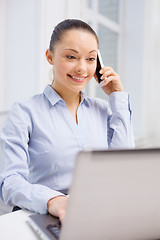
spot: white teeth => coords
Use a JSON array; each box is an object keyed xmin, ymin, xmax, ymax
[{"xmin": 70, "ymin": 75, "xmax": 85, "ymax": 80}]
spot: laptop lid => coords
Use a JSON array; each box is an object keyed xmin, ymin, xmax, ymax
[{"xmin": 60, "ymin": 148, "xmax": 160, "ymax": 240}]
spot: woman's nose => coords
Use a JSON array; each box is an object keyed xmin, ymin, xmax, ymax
[{"xmin": 75, "ymin": 60, "xmax": 86, "ymax": 74}]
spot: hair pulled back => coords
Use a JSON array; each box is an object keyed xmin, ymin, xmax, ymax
[{"xmin": 49, "ymin": 19, "xmax": 99, "ymax": 52}]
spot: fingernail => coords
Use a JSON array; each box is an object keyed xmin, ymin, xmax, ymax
[{"xmin": 99, "ymin": 70, "xmax": 103, "ymax": 74}]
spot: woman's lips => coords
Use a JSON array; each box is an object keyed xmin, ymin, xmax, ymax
[{"xmin": 67, "ymin": 74, "xmax": 87, "ymax": 82}]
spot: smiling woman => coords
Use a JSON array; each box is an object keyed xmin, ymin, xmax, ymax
[{"xmin": 0, "ymin": 19, "xmax": 134, "ymax": 223}]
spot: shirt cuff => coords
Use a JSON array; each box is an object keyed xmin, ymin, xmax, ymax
[{"xmin": 109, "ymin": 91, "xmax": 131, "ymax": 112}]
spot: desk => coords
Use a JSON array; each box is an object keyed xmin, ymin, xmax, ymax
[{"xmin": 0, "ymin": 210, "xmax": 39, "ymax": 240}]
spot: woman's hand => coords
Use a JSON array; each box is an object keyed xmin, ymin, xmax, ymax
[
  {"xmin": 94, "ymin": 66, "xmax": 123, "ymax": 95},
  {"xmin": 47, "ymin": 196, "xmax": 68, "ymax": 223}
]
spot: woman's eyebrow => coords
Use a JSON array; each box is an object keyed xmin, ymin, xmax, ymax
[
  {"xmin": 64, "ymin": 48, "xmax": 97, "ymax": 54},
  {"xmin": 64, "ymin": 48, "xmax": 78, "ymax": 53},
  {"xmin": 89, "ymin": 50, "xmax": 97, "ymax": 53}
]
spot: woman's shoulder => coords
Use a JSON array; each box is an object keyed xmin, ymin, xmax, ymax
[
  {"xmin": 2, "ymin": 92, "xmax": 48, "ymax": 132},
  {"xmin": 11, "ymin": 93, "xmax": 44, "ymax": 112},
  {"xmin": 7, "ymin": 88, "xmax": 51, "ymax": 125},
  {"xmin": 12, "ymin": 85, "xmax": 52, "ymax": 112}
]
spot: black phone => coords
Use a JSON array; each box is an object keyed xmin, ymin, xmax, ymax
[{"xmin": 96, "ymin": 50, "xmax": 104, "ymax": 83}]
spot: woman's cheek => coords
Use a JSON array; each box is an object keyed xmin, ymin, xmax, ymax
[
  {"xmin": 60, "ymin": 61, "xmax": 75, "ymax": 72},
  {"xmin": 90, "ymin": 64, "xmax": 97, "ymax": 76}
]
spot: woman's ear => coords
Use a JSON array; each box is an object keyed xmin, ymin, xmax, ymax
[{"xmin": 46, "ymin": 49, "xmax": 54, "ymax": 65}]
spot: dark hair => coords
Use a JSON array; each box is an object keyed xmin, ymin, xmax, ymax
[{"xmin": 49, "ymin": 19, "xmax": 99, "ymax": 52}]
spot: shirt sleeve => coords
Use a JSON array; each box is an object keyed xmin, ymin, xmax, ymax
[
  {"xmin": 0, "ymin": 103, "xmax": 64, "ymax": 214},
  {"xmin": 107, "ymin": 91, "xmax": 135, "ymax": 149}
]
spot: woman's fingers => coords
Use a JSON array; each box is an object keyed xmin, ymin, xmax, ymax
[
  {"xmin": 100, "ymin": 67, "xmax": 117, "ymax": 79},
  {"xmin": 98, "ymin": 67, "xmax": 123, "ymax": 94},
  {"xmin": 99, "ymin": 76, "xmax": 120, "ymax": 87}
]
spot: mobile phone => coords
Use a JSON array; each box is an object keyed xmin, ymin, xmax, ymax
[{"xmin": 96, "ymin": 50, "xmax": 104, "ymax": 83}]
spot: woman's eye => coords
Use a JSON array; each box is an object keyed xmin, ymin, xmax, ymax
[
  {"xmin": 66, "ymin": 55, "xmax": 76, "ymax": 59},
  {"xmin": 87, "ymin": 57, "xmax": 96, "ymax": 61}
]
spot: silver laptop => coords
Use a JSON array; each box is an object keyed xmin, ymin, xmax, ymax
[{"xmin": 28, "ymin": 148, "xmax": 160, "ymax": 240}]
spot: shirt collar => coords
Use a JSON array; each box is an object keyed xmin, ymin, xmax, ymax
[
  {"xmin": 80, "ymin": 91, "xmax": 89, "ymax": 105},
  {"xmin": 43, "ymin": 84, "xmax": 89, "ymax": 106},
  {"xmin": 43, "ymin": 85, "xmax": 64, "ymax": 106}
]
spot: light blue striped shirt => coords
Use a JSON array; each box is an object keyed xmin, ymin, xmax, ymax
[{"xmin": 0, "ymin": 85, "xmax": 134, "ymax": 213}]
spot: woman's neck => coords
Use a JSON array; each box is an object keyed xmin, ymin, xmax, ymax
[
  {"xmin": 51, "ymin": 82, "xmax": 81, "ymax": 106},
  {"xmin": 51, "ymin": 82, "xmax": 81, "ymax": 124}
]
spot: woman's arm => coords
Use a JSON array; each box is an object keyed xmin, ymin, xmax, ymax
[
  {"xmin": 0, "ymin": 103, "xmax": 64, "ymax": 214},
  {"xmin": 94, "ymin": 66, "xmax": 135, "ymax": 149},
  {"xmin": 107, "ymin": 91, "xmax": 135, "ymax": 149}
]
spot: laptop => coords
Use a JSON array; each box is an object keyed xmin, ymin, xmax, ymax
[{"xmin": 28, "ymin": 148, "xmax": 160, "ymax": 240}]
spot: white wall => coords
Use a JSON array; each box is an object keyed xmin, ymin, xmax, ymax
[{"xmin": 0, "ymin": 0, "xmax": 40, "ymax": 110}]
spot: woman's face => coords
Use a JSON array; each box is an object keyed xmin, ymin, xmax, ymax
[{"xmin": 50, "ymin": 29, "xmax": 98, "ymax": 94}]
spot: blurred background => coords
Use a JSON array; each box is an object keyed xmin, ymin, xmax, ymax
[{"xmin": 0, "ymin": 0, "xmax": 160, "ymax": 148}]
